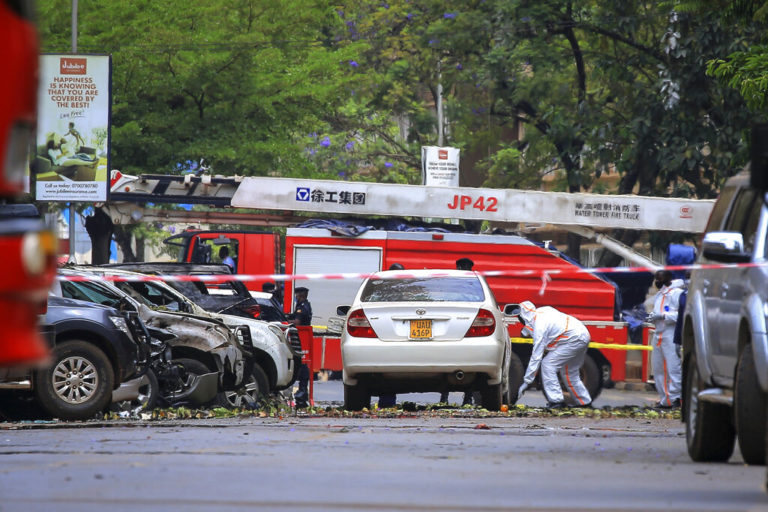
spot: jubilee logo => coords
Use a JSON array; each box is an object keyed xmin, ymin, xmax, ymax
[{"xmin": 60, "ymin": 58, "xmax": 87, "ymax": 75}]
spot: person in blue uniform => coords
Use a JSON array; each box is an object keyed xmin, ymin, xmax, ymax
[{"xmin": 289, "ymin": 287, "xmax": 312, "ymax": 407}]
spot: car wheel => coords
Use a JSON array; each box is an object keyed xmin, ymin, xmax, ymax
[
  {"xmin": 480, "ymin": 381, "xmax": 503, "ymax": 411},
  {"xmin": 163, "ymin": 357, "xmax": 217, "ymax": 407},
  {"xmin": 735, "ymin": 346, "xmax": 767, "ymax": 465},
  {"xmin": 221, "ymin": 362, "xmax": 269, "ymax": 409},
  {"xmin": 343, "ymin": 383, "xmax": 370, "ymax": 411},
  {"xmin": 573, "ymin": 354, "xmax": 602, "ymax": 402},
  {"xmin": 113, "ymin": 368, "xmax": 159, "ymax": 413},
  {"xmin": 507, "ymin": 351, "xmax": 525, "ymax": 404},
  {"xmin": 685, "ymin": 352, "xmax": 735, "ymax": 462},
  {"xmin": 552, "ymin": 353, "xmax": 601, "ymax": 405},
  {"xmin": 135, "ymin": 369, "xmax": 159, "ymax": 411},
  {"xmin": 33, "ymin": 340, "xmax": 114, "ymax": 421}
]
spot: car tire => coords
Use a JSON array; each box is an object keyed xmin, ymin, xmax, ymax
[
  {"xmin": 481, "ymin": 381, "xmax": 503, "ymax": 411},
  {"xmin": 34, "ymin": 340, "xmax": 115, "ymax": 421},
  {"xmin": 578, "ymin": 354, "xmax": 602, "ymax": 402},
  {"xmin": 551, "ymin": 353, "xmax": 601, "ymax": 405},
  {"xmin": 221, "ymin": 362, "xmax": 269, "ymax": 409},
  {"xmin": 735, "ymin": 346, "xmax": 767, "ymax": 465},
  {"xmin": 113, "ymin": 368, "xmax": 159, "ymax": 413},
  {"xmin": 343, "ymin": 383, "xmax": 370, "ymax": 411},
  {"xmin": 165, "ymin": 357, "xmax": 217, "ymax": 407},
  {"xmin": 685, "ymin": 352, "xmax": 736, "ymax": 462},
  {"xmin": 507, "ymin": 351, "xmax": 525, "ymax": 404}
]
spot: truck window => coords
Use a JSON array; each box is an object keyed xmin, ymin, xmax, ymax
[
  {"xmin": 705, "ymin": 185, "xmax": 738, "ymax": 232},
  {"xmin": 724, "ymin": 189, "xmax": 759, "ymax": 254}
]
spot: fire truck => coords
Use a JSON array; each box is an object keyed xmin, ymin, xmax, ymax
[
  {"xmin": 106, "ymin": 172, "xmax": 714, "ymax": 396},
  {"xmin": 0, "ymin": 0, "xmax": 57, "ymax": 367}
]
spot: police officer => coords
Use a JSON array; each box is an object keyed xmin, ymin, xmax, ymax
[{"xmin": 289, "ymin": 287, "xmax": 312, "ymax": 407}]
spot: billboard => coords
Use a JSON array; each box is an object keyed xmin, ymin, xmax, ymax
[{"xmin": 34, "ymin": 54, "xmax": 111, "ymax": 202}]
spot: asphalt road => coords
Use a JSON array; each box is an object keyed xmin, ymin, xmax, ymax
[{"xmin": 1, "ymin": 382, "xmax": 766, "ymax": 512}]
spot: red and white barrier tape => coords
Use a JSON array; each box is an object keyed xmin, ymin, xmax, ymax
[{"xmin": 58, "ymin": 261, "xmax": 766, "ymax": 288}]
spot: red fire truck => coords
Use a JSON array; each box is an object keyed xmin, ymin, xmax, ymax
[{"xmin": 0, "ymin": 0, "xmax": 57, "ymax": 367}]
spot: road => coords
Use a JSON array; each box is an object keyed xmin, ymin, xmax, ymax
[{"xmin": 1, "ymin": 381, "xmax": 766, "ymax": 512}]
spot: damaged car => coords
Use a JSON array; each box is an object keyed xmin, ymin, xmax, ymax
[
  {"xmin": 52, "ymin": 269, "xmax": 247, "ymax": 407},
  {"xmin": 73, "ymin": 265, "xmax": 299, "ymax": 407}
]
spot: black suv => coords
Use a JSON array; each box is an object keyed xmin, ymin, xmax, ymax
[{"xmin": 0, "ymin": 296, "xmax": 146, "ymax": 420}]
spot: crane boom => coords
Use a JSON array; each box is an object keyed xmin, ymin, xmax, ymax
[{"xmin": 108, "ymin": 172, "xmax": 714, "ymax": 233}]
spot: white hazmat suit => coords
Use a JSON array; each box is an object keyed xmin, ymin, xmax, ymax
[
  {"xmin": 650, "ymin": 278, "xmax": 684, "ymax": 407},
  {"xmin": 516, "ymin": 301, "xmax": 592, "ymax": 406}
]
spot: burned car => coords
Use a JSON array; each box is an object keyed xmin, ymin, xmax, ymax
[
  {"xmin": 98, "ymin": 263, "xmax": 303, "ymax": 373},
  {"xmin": 52, "ymin": 269, "xmax": 247, "ymax": 405},
  {"xmin": 73, "ymin": 265, "xmax": 299, "ymax": 406}
]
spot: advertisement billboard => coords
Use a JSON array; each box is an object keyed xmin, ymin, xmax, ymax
[
  {"xmin": 421, "ymin": 146, "xmax": 460, "ymax": 187},
  {"xmin": 34, "ymin": 54, "xmax": 111, "ymax": 202}
]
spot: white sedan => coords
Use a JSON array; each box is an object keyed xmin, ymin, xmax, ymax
[{"xmin": 338, "ymin": 269, "xmax": 513, "ymax": 411}]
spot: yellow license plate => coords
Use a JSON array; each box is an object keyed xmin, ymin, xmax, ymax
[{"xmin": 410, "ymin": 319, "xmax": 432, "ymax": 339}]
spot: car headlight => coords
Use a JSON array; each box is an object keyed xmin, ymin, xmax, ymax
[{"xmin": 109, "ymin": 315, "xmax": 131, "ymax": 335}]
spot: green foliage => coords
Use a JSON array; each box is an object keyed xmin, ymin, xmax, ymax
[
  {"xmin": 708, "ymin": 46, "xmax": 768, "ymax": 111},
  {"xmin": 36, "ymin": 0, "xmax": 762, "ymax": 209}
]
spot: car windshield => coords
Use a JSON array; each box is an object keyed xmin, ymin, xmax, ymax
[
  {"xmin": 59, "ymin": 278, "xmax": 124, "ymax": 308},
  {"xmin": 359, "ymin": 276, "xmax": 485, "ymax": 303}
]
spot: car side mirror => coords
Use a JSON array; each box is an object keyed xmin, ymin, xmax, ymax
[
  {"xmin": 336, "ymin": 305, "xmax": 350, "ymax": 316},
  {"xmin": 701, "ymin": 231, "xmax": 751, "ymax": 263},
  {"xmin": 503, "ymin": 304, "xmax": 521, "ymax": 316}
]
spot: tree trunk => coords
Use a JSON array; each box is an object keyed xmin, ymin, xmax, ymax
[
  {"xmin": 84, "ymin": 207, "xmax": 113, "ymax": 264},
  {"xmin": 113, "ymin": 225, "xmax": 137, "ymax": 262}
]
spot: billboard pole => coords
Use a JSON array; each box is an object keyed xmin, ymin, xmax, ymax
[{"xmin": 67, "ymin": 0, "xmax": 78, "ymax": 263}]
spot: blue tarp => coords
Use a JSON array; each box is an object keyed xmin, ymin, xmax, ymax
[{"xmin": 666, "ymin": 244, "xmax": 696, "ymax": 279}]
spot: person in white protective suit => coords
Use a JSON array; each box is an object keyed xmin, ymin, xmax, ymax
[
  {"xmin": 648, "ymin": 270, "xmax": 684, "ymax": 408},
  {"xmin": 513, "ymin": 301, "xmax": 592, "ymax": 408}
]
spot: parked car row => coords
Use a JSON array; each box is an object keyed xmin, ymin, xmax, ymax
[{"xmin": 0, "ymin": 263, "xmax": 303, "ymax": 421}]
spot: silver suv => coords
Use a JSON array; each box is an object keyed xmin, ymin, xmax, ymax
[{"xmin": 682, "ymin": 170, "xmax": 767, "ymax": 465}]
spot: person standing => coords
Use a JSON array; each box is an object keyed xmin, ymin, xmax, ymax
[
  {"xmin": 514, "ymin": 300, "xmax": 592, "ymax": 408},
  {"xmin": 648, "ymin": 270, "xmax": 685, "ymax": 408},
  {"xmin": 289, "ymin": 287, "xmax": 312, "ymax": 407}
]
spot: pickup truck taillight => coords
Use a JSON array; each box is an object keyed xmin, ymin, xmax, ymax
[
  {"xmin": 465, "ymin": 309, "xmax": 496, "ymax": 337},
  {"xmin": 346, "ymin": 309, "xmax": 377, "ymax": 338}
]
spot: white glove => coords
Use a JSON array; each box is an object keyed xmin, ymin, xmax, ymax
[
  {"xmin": 517, "ymin": 383, "xmax": 528, "ymax": 399},
  {"xmin": 647, "ymin": 312, "xmax": 664, "ymax": 323}
]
